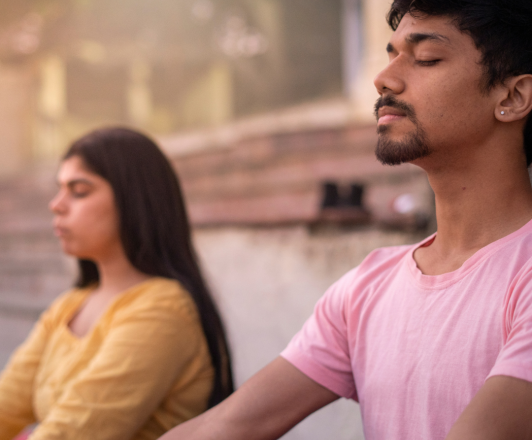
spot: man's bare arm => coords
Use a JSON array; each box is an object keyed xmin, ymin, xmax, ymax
[
  {"xmin": 446, "ymin": 376, "xmax": 532, "ymax": 440},
  {"xmin": 159, "ymin": 356, "xmax": 339, "ymax": 440}
]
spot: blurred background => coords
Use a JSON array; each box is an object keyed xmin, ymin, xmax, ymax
[{"xmin": 0, "ymin": 0, "xmax": 435, "ymax": 438}]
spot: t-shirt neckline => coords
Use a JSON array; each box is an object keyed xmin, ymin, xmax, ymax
[{"xmin": 407, "ymin": 218, "xmax": 532, "ymax": 290}]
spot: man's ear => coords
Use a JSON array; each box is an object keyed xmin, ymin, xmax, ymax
[{"xmin": 496, "ymin": 74, "xmax": 532, "ymax": 122}]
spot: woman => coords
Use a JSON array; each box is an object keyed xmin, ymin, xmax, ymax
[{"xmin": 0, "ymin": 127, "xmax": 233, "ymax": 439}]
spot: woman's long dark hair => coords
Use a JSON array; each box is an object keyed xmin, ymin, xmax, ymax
[{"xmin": 63, "ymin": 127, "xmax": 233, "ymax": 407}]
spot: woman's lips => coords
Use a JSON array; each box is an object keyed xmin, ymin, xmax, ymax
[{"xmin": 53, "ymin": 226, "xmax": 68, "ymax": 237}]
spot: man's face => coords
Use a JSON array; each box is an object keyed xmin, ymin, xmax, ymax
[{"xmin": 374, "ymin": 13, "xmax": 496, "ymax": 167}]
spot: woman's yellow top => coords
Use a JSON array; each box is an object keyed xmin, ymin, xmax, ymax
[{"xmin": 0, "ymin": 277, "xmax": 214, "ymax": 440}]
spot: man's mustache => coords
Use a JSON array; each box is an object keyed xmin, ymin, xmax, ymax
[{"xmin": 374, "ymin": 95, "xmax": 417, "ymax": 121}]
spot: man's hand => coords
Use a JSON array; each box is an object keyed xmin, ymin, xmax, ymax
[
  {"xmin": 159, "ymin": 356, "xmax": 339, "ymax": 440},
  {"xmin": 446, "ymin": 376, "xmax": 532, "ymax": 440}
]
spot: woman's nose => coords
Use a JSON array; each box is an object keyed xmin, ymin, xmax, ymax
[{"xmin": 49, "ymin": 191, "xmax": 67, "ymax": 214}]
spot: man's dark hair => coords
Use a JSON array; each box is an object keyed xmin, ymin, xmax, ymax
[
  {"xmin": 64, "ymin": 127, "xmax": 234, "ymax": 407},
  {"xmin": 387, "ymin": 0, "xmax": 532, "ymax": 166}
]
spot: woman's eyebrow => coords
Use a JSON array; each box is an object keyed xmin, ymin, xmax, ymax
[
  {"xmin": 67, "ymin": 178, "xmax": 93, "ymax": 186},
  {"xmin": 64, "ymin": 178, "xmax": 94, "ymax": 188}
]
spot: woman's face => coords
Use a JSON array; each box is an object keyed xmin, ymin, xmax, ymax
[{"xmin": 49, "ymin": 156, "xmax": 122, "ymax": 261}]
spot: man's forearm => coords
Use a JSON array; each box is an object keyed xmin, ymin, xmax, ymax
[
  {"xmin": 159, "ymin": 409, "xmax": 231, "ymax": 440},
  {"xmin": 159, "ymin": 357, "xmax": 339, "ymax": 440},
  {"xmin": 445, "ymin": 376, "xmax": 532, "ymax": 440}
]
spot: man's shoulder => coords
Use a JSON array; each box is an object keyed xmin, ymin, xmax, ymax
[
  {"xmin": 363, "ymin": 241, "xmax": 419, "ymax": 263},
  {"xmin": 356, "ymin": 239, "xmax": 423, "ymax": 275},
  {"xmin": 330, "ymin": 239, "xmax": 423, "ymax": 297}
]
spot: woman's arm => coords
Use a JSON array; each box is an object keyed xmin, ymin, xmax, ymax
[
  {"xmin": 30, "ymin": 292, "xmax": 212, "ymax": 440},
  {"xmin": 0, "ymin": 311, "xmax": 52, "ymax": 439},
  {"xmin": 159, "ymin": 357, "xmax": 339, "ymax": 440}
]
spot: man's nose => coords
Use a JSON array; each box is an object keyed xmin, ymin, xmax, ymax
[{"xmin": 374, "ymin": 57, "xmax": 406, "ymax": 96}]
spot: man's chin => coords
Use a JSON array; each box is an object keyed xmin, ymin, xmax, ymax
[{"xmin": 375, "ymin": 133, "xmax": 431, "ymax": 166}]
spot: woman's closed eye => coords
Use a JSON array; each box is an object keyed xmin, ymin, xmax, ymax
[{"xmin": 69, "ymin": 181, "xmax": 93, "ymax": 198}]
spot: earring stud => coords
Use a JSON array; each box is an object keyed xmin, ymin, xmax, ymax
[{"xmin": 501, "ymin": 111, "xmax": 505, "ymax": 115}]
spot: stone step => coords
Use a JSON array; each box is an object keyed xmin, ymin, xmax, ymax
[
  {"xmin": 0, "ymin": 295, "xmax": 52, "ymax": 320},
  {"xmin": 0, "ymin": 167, "xmax": 73, "ymax": 315},
  {"xmin": 0, "ymin": 238, "xmax": 60, "ymax": 254},
  {"xmin": 0, "ymin": 251, "xmax": 72, "ymax": 268},
  {"xmin": 0, "ymin": 272, "xmax": 73, "ymax": 299}
]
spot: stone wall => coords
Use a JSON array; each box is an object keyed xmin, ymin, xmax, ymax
[{"xmin": 166, "ymin": 121, "xmax": 434, "ymax": 229}]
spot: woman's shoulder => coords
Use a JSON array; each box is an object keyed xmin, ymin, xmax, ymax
[
  {"xmin": 39, "ymin": 286, "xmax": 91, "ymax": 327},
  {"xmin": 109, "ymin": 277, "xmax": 199, "ymax": 321},
  {"xmin": 127, "ymin": 277, "xmax": 193, "ymax": 303}
]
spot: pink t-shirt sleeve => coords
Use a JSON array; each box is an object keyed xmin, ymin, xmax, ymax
[
  {"xmin": 281, "ymin": 269, "xmax": 358, "ymax": 400},
  {"xmin": 488, "ymin": 268, "xmax": 532, "ymax": 383}
]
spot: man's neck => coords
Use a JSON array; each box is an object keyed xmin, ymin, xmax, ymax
[{"xmin": 414, "ymin": 148, "xmax": 532, "ymax": 275}]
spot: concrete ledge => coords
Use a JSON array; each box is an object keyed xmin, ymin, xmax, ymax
[{"xmin": 159, "ymin": 99, "xmax": 354, "ymax": 157}]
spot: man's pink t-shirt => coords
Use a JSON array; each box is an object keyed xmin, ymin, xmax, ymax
[{"xmin": 281, "ymin": 220, "xmax": 532, "ymax": 440}]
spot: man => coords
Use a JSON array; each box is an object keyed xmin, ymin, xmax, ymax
[{"xmin": 160, "ymin": 1, "xmax": 532, "ymax": 439}]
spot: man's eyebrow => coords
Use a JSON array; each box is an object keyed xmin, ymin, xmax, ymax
[
  {"xmin": 386, "ymin": 32, "xmax": 451, "ymax": 53},
  {"xmin": 406, "ymin": 32, "xmax": 451, "ymax": 45}
]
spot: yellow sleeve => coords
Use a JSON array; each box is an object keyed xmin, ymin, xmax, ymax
[
  {"xmin": 0, "ymin": 303, "xmax": 56, "ymax": 440},
  {"xmin": 30, "ymin": 290, "xmax": 210, "ymax": 440}
]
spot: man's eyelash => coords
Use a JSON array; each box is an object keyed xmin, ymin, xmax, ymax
[{"xmin": 416, "ymin": 60, "xmax": 441, "ymax": 67}]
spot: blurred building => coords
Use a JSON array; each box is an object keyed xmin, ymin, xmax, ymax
[
  {"xmin": 0, "ymin": 0, "xmax": 348, "ymax": 169},
  {"xmin": 0, "ymin": 1, "xmax": 435, "ymax": 439}
]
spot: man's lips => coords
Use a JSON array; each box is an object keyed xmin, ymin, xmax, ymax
[{"xmin": 377, "ymin": 106, "xmax": 407, "ymax": 125}]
